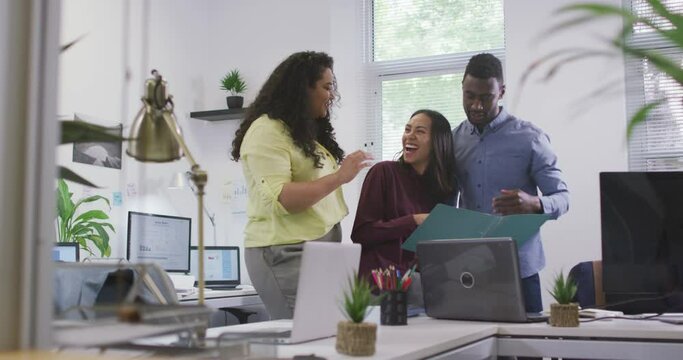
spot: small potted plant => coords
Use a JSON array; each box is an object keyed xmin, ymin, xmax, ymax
[
  {"xmin": 548, "ymin": 270, "xmax": 579, "ymax": 327},
  {"xmin": 336, "ymin": 273, "xmax": 377, "ymax": 356},
  {"xmin": 220, "ymin": 69, "xmax": 247, "ymax": 109}
]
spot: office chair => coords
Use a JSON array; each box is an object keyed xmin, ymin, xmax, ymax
[{"xmin": 568, "ymin": 260, "xmax": 605, "ymax": 308}]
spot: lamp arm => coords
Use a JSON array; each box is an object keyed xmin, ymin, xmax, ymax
[{"xmin": 159, "ymin": 111, "xmax": 208, "ymax": 307}]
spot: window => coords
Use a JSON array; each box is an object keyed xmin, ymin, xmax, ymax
[
  {"xmin": 363, "ymin": 0, "xmax": 505, "ymax": 160},
  {"xmin": 626, "ymin": 0, "xmax": 683, "ymax": 170}
]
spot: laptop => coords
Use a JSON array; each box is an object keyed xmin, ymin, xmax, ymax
[
  {"xmin": 189, "ymin": 246, "xmax": 240, "ymax": 290},
  {"xmin": 53, "ymin": 243, "xmax": 79, "ymax": 262},
  {"xmin": 223, "ymin": 241, "xmax": 361, "ymax": 344},
  {"xmin": 417, "ymin": 237, "xmax": 547, "ymax": 323}
]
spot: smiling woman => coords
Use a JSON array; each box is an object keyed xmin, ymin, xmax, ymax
[{"xmin": 351, "ymin": 109, "xmax": 456, "ymax": 306}]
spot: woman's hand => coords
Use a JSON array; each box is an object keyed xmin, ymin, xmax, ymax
[
  {"xmin": 335, "ymin": 150, "xmax": 373, "ymax": 184},
  {"xmin": 413, "ymin": 213, "xmax": 429, "ymax": 225}
]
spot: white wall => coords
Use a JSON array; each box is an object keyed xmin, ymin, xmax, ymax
[
  {"xmin": 57, "ymin": 0, "xmax": 631, "ymax": 308},
  {"xmin": 505, "ymin": 0, "xmax": 628, "ymax": 306}
]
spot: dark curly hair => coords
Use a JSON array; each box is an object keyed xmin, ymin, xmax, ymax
[
  {"xmin": 231, "ymin": 51, "xmax": 344, "ymax": 167},
  {"xmin": 463, "ymin": 53, "xmax": 504, "ymax": 83}
]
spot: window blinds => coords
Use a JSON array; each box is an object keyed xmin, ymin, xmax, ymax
[{"xmin": 626, "ymin": 0, "xmax": 683, "ymax": 170}]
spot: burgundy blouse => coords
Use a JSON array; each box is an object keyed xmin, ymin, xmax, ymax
[{"xmin": 351, "ymin": 161, "xmax": 450, "ymax": 283}]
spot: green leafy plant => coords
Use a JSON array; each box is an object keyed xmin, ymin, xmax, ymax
[
  {"xmin": 220, "ymin": 69, "xmax": 247, "ymax": 96},
  {"xmin": 56, "ymin": 178, "xmax": 113, "ymax": 257},
  {"xmin": 341, "ymin": 273, "xmax": 376, "ymax": 323},
  {"xmin": 548, "ymin": 271, "xmax": 578, "ymax": 305},
  {"xmin": 522, "ymin": 0, "xmax": 682, "ymax": 138}
]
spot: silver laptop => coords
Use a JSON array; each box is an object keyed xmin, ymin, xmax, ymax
[
  {"xmin": 417, "ymin": 237, "xmax": 547, "ymax": 323},
  {"xmin": 229, "ymin": 241, "xmax": 361, "ymax": 344},
  {"xmin": 189, "ymin": 246, "xmax": 241, "ymax": 290}
]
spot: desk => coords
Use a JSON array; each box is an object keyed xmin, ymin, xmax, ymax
[
  {"xmin": 202, "ymin": 316, "xmax": 683, "ymax": 359},
  {"xmin": 178, "ymin": 288, "xmax": 261, "ymax": 309}
]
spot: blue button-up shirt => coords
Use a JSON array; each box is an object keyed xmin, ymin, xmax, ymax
[{"xmin": 452, "ymin": 107, "xmax": 569, "ymax": 277}]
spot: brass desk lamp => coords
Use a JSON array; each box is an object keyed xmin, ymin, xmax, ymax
[{"xmin": 127, "ymin": 70, "xmax": 208, "ymax": 306}]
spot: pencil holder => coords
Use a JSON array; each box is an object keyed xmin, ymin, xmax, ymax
[{"xmin": 380, "ymin": 290, "xmax": 407, "ymax": 325}]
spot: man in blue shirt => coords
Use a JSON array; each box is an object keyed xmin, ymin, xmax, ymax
[{"xmin": 452, "ymin": 53, "xmax": 570, "ymax": 313}]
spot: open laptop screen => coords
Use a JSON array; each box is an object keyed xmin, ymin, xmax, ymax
[
  {"xmin": 189, "ymin": 246, "xmax": 240, "ymax": 288},
  {"xmin": 53, "ymin": 243, "xmax": 79, "ymax": 262}
]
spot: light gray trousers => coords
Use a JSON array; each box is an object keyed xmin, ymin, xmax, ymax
[{"xmin": 245, "ymin": 223, "xmax": 341, "ymax": 320}]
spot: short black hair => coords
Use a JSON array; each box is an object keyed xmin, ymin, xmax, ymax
[{"xmin": 464, "ymin": 53, "xmax": 503, "ymax": 83}]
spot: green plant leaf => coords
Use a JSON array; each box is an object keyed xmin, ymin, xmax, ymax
[
  {"xmin": 627, "ymin": 100, "xmax": 664, "ymax": 138},
  {"xmin": 60, "ymin": 120, "xmax": 128, "ymax": 144},
  {"xmin": 73, "ymin": 194, "xmax": 111, "ymax": 212},
  {"xmin": 647, "ymin": 0, "xmax": 683, "ymax": 30},
  {"xmin": 72, "ymin": 210, "xmax": 109, "ymax": 228},
  {"xmin": 220, "ymin": 69, "xmax": 247, "ymax": 95},
  {"xmin": 58, "ymin": 166, "xmax": 99, "ymax": 188},
  {"xmin": 340, "ymin": 272, "xmax": 376, "ymax": 323},
  {"xmin": 548, "ymin": 270, "xmax": 578, "ymax": 304}
]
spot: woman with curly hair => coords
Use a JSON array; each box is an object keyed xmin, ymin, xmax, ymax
[{"xmin": 231, "ymin": 51, "xmax": 371, "ymax": 319}]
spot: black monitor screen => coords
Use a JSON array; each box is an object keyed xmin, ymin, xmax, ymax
[
  {"xmin": 600, "ymin": 172, "xmax": 683, "ymax": 312},
  {"xmin": 127, "ymin": 211, "xmax": 191, "ymax": 272}
]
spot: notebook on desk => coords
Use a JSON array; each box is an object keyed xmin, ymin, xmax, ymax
[
  {"xmin": 189, "ymin": 246, "xmax": 240, "ymax": 290},
  {"xmin": 222, "ymin": 241, "xmax": 361, "ymax": 344},
  {"xmin": 418, "ymin": 237, "xmax": 547, "ymax": 323}
]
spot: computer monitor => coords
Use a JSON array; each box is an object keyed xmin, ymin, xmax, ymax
[
  {"xmin": 53, "ymin": 243, "xmax": 79, "ymax": 262},
  {"xmin": 600, "ymin": 172, "xmax": 683, "ymax": 314},
  {"xmin": 126, "ymin": 211, "xmax": 191, "ymax": 273},
  {"xmin": 189, "ymin": 246, "xmax": 240, "ymax": 289}
]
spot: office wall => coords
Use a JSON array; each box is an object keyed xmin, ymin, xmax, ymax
[
  {"xmin": 57, "ymin": 0, "xmax": 335, "ymax": 285},
  {"xmin": 505, "ymin": 0, "xmax": 628, "ymax": 305},
  {"xmin": 57, "ymin": 0, "xmax": 630, "ymax": 308}
]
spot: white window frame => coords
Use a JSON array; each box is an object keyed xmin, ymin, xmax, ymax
[{"xmin": 362, "ymin": 0, "xmax": 505, "ymax": 160}]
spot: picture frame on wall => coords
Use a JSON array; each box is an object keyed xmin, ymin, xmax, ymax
[{"xmin": 71, "ymin": 113, "xmax": 123, "ymax": 170}]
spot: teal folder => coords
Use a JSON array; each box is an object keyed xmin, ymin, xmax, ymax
[{"xmin": 401, "ymin": 204, "xmax": 552, "ymax": 252}]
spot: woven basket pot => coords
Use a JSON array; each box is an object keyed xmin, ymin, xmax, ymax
[
  {"xmin": 550, "ymin": 303, "xmax": 580, "ymax": 327},
  {"xmin": 336, "ymin": 321, "xmax": 377, "ymax": 356}
]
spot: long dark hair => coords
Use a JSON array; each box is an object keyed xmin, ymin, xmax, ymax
[
  {"xmin": 231, "ymin": 51, "xmax": 344, "ymax": 167},
  {"xmin": 399, "ymin": 109, "xmax": 456, "ymax": 200}
]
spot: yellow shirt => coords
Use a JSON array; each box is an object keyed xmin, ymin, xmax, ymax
[{"xmin": 240, "ymin": 115, "xmax": 348, "ymax": 247}]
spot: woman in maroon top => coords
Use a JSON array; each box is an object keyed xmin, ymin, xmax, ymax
[{"xmin": 351, "ymin": 109, "xmax": 456, "ymax": 298}]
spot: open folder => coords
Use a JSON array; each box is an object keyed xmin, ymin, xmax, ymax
[{"xmin": 401, "ymin": 204, "xmax": 552, "ymax": 252}]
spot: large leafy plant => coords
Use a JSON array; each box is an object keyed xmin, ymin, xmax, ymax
[
  {"xmin": 522, "ymin": 0, "xmax": 683, "ymax": 137},
  {"xmin": 56, "ymin": 178, "xmax": 113, "ymax": 257}
]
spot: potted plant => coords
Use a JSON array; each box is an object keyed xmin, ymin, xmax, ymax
[
  {"xmin": 336, "ymin": 273, "xmax": 377, "ymax": 356},
  {"xmin": 548, "ymin": 270, "xmax": 579, "ymax": 327},
  {"xmin": 56, "ymin": 179, "xmax": 114, "ymax": 257},
  {"xmin": 220, "ymin": 69, "xmax": 247, "ymax": 109}
]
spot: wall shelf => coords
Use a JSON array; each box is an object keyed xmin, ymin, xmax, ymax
[{"xmin": 190, "ymin": 108, "xmax": 244, "ymax": 121}]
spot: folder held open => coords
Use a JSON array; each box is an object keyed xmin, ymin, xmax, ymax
[{"xmin": 401, "ymin": 204, "xmax": 552, "ymax": 252}]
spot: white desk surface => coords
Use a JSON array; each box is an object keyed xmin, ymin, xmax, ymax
[
  {"xmin": 201, "ymin": 316, "xmax": 683, "ymax": 359},
  {"xmin": 498, "ymin": 317, "xmax": 683, "ymax": 339},
  {"xmin": 206, "ymin": 317, "xmax": 498, "ymax": 360},
  {"xmin": 178, "ymin": 287, "xmax": 261, "ymax": 308}
]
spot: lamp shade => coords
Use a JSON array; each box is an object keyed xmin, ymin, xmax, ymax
[
  {"xmin": 126, "ymin": 74, "xmax": 184, "ymax": 162},
  {"xmin": 168, "ymin": 171, "xmax": 189, "ymax": 189}
]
